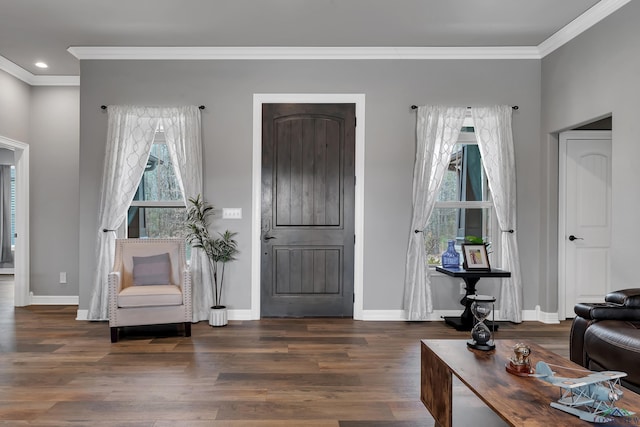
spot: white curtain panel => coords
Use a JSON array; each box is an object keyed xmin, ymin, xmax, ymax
[
  {"xmin": 404, "ymin": 106, "xmax": 466, "ymax": 320},
  {"xmin": 87, "ymin": 105, "xmax": 204, "ymax": 321},
  {"xmin": 87, "ymin": 106, "xmax": 159, "ymax": 320},
  {"xmin": 161, "ymin": 106, "xmax": 210, "ymax": 322},
  {"xmin": 471, "ymin": 106, "xmax": 523, "ymax": 323}
]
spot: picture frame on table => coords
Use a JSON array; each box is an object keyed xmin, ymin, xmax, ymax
[{"xmin": 462, "ymin": 244, "xmax": 491, "ymax": 270}]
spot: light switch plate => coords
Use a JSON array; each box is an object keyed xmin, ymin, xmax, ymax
[{"xmin": 222, "ymin": 208, "xmax": 242, "ymax": 219}]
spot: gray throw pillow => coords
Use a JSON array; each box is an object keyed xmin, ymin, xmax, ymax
[{"xmin": 132, "ymin": 253, "xmax": 171, "ymax": 285}]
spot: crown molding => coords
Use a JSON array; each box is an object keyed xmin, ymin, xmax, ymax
[
  {"xmin": 0, "ymin": 55, "xmax": 34, "ymax": 83},
  {"xmin": 68, "ymin": 45, "xmax": 542, "ymax": 60},
  {"xmin": 29, "ymin": 75, "xmax": 80, "ymax": 86},
  {"xmin": 538, "ymin": 0, "xmax": 632, "ymax": 57},
  {"xmin": 0, "ymin": 55, "xmax": 79, "ymax": 86}
]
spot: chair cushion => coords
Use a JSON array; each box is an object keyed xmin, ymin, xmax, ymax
[
  {"xmin": 118, "ymin": 284, "xmax": 183, "ymax": 308},
  {"xmin": 132, "ymin": 253, "xmax": 171, "ymax": 285}
]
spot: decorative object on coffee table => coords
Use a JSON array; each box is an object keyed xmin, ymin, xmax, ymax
[
  {"xmin": 467, "ymin": 294, "xmax": 496, "ymax": 351},
  {"xmin": 506, "ymin": 342, "xmax": 534, "ymax": 376},
  {"xmin": 535, "ymin": 360, "xmax": 633, "ymax": 423}
]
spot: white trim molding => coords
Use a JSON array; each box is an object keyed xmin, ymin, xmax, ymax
[
  {"xmin": 76, "ymin": 308, "xmax": 560, "ymax": 324},
  {"xmin": 0, "ymin": 56, "xmax": 79, "ymax": 86},
  {"xmin": 30, "ymin": 294, "xmax": 79, "ymax": 305},
  {"xmin": 68, "ymin": 46, "xmax": 541, "ymax": 60},
  {"xmin": 538, "ymin": 0, "xmax": 633, "ymax": 57},
  {"xmin": 77, "ymin": 308, "xmax": 255, "ymax": 322},
  {"xmin": 252, "ymin": 93, "xmax": 366, "ymax": 321},
  {"xmin": 363, "ymin": 308, "xmax": 560, "ymax": 324}
]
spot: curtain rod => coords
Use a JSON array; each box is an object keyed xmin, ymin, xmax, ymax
[
  {"xmin": 100, "ymin": 105, "xmax": 206, "ymax": 110},
  {"xmin": 410, "ymin": 105, "xmax": 518, "ymax": 110}
]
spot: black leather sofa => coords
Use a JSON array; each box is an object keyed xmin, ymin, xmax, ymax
[{"xmin": 570, "ymin": 289, "xmax": 640, "ymax": 393}]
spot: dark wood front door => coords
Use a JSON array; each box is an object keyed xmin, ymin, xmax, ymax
[{"xmin": 261, "ymin": 103, "xmax": 355, "ymax": 317}]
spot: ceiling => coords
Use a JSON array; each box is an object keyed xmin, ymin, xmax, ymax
[{"xmin": 0, "ymin": 0, "xmax": 627, "ymax": 80}]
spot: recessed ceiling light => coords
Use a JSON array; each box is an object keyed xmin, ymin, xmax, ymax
[{"xmin": 34, "ymin": 62, "xmax": 48, "ymax": 69}]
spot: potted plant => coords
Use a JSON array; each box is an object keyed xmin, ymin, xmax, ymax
[{"xmin": 185, "ymin": 195, "xmax": 239, "ymax": 326}]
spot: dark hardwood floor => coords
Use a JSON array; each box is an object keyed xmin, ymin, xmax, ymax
[{"xmin": 0, "ymin": 280, "xmax": 572, "ymax": 426}]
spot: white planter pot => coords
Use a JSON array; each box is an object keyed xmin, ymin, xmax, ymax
[{"xmin": 209, "ymin": 306, "xmax": 228, "ymax": 327}]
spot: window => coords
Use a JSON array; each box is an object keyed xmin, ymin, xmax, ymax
[
  {"xmin": 425, "ymin": 130, "xmax": 498, "ymax": 266},
  {"xmin": 125, "ymin": 131, "xmax": 186, "ymax": 238}
]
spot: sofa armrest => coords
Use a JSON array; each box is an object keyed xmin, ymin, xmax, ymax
[
  {"xmin": 574, "ymin": 301, "xmax": 640, "ymax": 322},
  {"xmin": 570, "ymin": 316, "xmax": 591, "ymax": 366},
  {"xmin": 605, "ymin": 288, "xmax": 640, "ymax": 307}
]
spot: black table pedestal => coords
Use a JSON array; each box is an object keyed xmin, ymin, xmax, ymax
[{"xmin": 436, "ymin": 266, "xmax": 511, "ymax": 331}]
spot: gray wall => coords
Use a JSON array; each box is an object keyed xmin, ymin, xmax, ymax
[
  {"xmin": 29, "ymin": 87, "xmax": 80, "ymax": 296},
  {"xmin": 78, "ymin": 59, "xmax": 542, "ymax": 312},
  {"xmin": 0, "ymin": 70, "xmax": 80, "ymax": 298},
  {"xmin": 4, "ymin": 2, "xmax": 637, "ymax": 316},
  {"xmin": 0, "ymin": 70, "xmax": 30, "ymax": 142},
  {"xmin": 541, "ymin": 1, "xmax": 640, "ymax": 310}
]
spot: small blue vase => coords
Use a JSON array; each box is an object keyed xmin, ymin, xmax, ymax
[{"xmin": 441, "ymin": 240, "xmax": 460, "ymax": 268}]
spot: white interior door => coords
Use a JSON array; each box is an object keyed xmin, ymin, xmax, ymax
[{"xmin": 559, "ymin": 131, "xmax": 612, "ymax": 318}]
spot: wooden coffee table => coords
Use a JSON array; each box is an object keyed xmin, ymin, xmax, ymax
[{"xmin": 421, "ymin": 339, "xmax": 640, "ymax": 426}]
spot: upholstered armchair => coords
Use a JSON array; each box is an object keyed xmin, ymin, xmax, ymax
[{"xmin": 108, "ymin": 238, "xmax": 192, "ymax": 343}]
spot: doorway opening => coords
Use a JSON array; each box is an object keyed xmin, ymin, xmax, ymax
[
  {"xmin": 558, "ymin": 115, "xmax": 612, "ymax": 319},
  {"xmin": 0, "ymin": 135, "xmax": 29, "ymax": 307}
]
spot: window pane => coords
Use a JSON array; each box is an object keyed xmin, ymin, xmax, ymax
[
  {"xmin": 134, "ymin": 143, "xmax": 182, "ymax": 202},
  {"xmin": 437, "ymin": 143, "xmax": 487, "ymax": 202},
  {"xmin": 127, "ymin": 207, "xmax": 186, "ymax": 239},
  {"xmin": 425, "ymin": 207, "xmax": 492, "ymax": 265}
]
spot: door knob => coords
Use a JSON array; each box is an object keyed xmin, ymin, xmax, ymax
[
  {"xmin": 263, "ymin": 234, "xmax": 276, "ymax": 241},
  {"xmin": 568, "ymin": 235, "xmax": 583, "ymax": 241}
]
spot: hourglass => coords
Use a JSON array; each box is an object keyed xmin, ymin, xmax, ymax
[{"xmin": 466, "ymin": 294, "xmax": 496, "ymax": 351}]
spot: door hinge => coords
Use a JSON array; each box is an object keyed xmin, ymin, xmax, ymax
[
  {"xmin": 353, "ymin": 293, "xmax": 355, "ymax": 303},
  {"xmin": 354, "ymin": 116, "xmax": 357, "ymax": 127},
  {"xmin": 354, "ymin": 235, "xmax": 356, "ymax": 244}
]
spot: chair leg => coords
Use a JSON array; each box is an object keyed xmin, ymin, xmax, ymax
[
  {"xmin": 110, "ymin": 327, "xmax": 119, "ymax": 343},
  {"xmin": 184, "ymin": 322, "xmax": 191, "ymax": 337}
]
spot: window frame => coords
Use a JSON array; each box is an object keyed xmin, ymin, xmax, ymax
[
  {"xmin": 120, "ymin": 131, "xmax": 186, "ymax": 238},
  {"xmin": 428, "ymin": 130, "xmax": 501, "ymax": 268}
]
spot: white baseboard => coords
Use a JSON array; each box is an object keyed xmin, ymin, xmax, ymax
[
  {"xmin": 521, "ymin": 305, "xmax": 561, "ymax": 324},
  {"xmin": 74, "ymin": 307, "xmax": 561, "ymax": 324},
  {"xmin": 227, "ymin": 309, "xmax": 253, "ymax": 321},
  {"xmin": 360, "ymin": 308, "xmax": 561, "ymax": 324},
  {"xmin": 76, "ymin": 308, "xmax": 256, "ymax": 322},
  {"xmin": 29, "ymin": 293, "xmax": 79, "ymax": 306}
]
